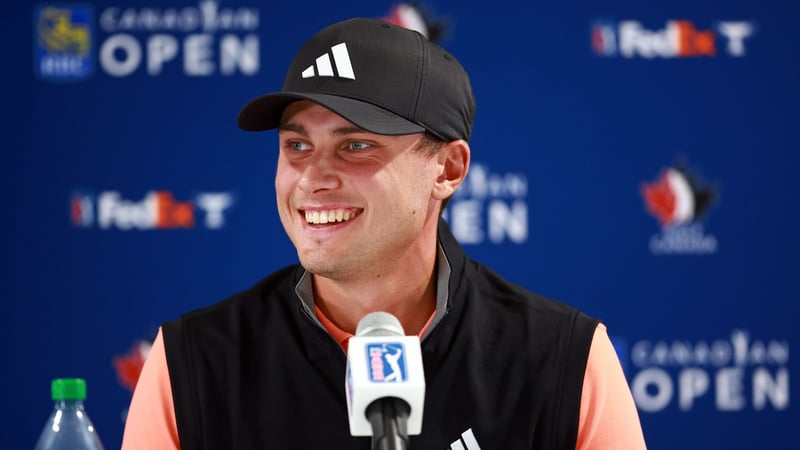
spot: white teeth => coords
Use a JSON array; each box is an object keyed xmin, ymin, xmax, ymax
[{"xmin": 304, "ymin": 209, "xmax": 357, "ymax": 225}]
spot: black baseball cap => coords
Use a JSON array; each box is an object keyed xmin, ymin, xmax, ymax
[{"xmin": 237, "ymin": 18, "xmax": 475, "ymax": 142}]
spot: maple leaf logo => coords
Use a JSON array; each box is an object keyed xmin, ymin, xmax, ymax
[{"xmin": 641, "ymin": 165, "xmax": 716, "ymax": 228}]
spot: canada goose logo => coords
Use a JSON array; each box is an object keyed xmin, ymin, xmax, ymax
[{"xmin": 301, "ymin": 42, "xmax": 355, "ymax": 80}]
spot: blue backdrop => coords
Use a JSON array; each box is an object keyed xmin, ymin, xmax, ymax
[{"xmin": 6, "ymin": 0, "xmax": 797, "ymax": 448}]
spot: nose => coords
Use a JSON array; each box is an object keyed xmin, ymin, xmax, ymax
[{"xmin": 298, "ymin": 151, "xmax": 342, "ymax": 194}]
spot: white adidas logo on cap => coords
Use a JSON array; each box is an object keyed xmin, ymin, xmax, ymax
[{"xmin": 301, "ymin": 42, "xmax": 356, "ymax": 80}]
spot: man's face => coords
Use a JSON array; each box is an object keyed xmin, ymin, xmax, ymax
[{"xmin": 275, "ymin": 101, "xmax": 442, "ymax": 281}]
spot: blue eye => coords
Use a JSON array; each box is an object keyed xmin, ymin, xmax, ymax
[
  {"xmin": 288, "ymin": 141, "xmax": 311, "ymax": 151},
  {"xmin": 348, "ymin": 141, "xmax": 371, "ymax": 151}
]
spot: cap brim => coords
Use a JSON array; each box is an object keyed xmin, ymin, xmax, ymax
[{"xmin": 237, "ymin": 92, "xmax": 425, "ymax": 136}]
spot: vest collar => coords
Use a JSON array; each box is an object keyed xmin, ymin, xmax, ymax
[{"xmin": 293, "ymin": 218, "xmax": 468, "ymax": 347}]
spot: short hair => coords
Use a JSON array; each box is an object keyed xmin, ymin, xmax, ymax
[{"xmin": 412, "ymin": 131, "xmax": 446, "ymax": 156}]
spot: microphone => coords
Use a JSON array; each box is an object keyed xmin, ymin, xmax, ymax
[{"xmin": 346, "ymin": 312, "xmax": 426, "ymax": 450}]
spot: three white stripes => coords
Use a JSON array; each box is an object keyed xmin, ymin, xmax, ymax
[
  {"xmin": 301, "ymin": 42, "xmax": 355, "ymax": 80},
  {"xmin": 450, "ymin": 428, "xmax": 482, "ymax": 450}
]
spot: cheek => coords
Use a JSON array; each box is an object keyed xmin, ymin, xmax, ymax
[
  {"xmin": 274, "ymin": 161, "xmax": 297, "ymax": 196},
  {"xmin": 274, "ymin": 163, "xmax": 300, "ymax": 225},
  {"xmin": 274, "ymin": 168, "xmax": 297, "ymax": 234},
  {"xmin": 397, "ymin": 162, "xmax": 438, "ymax": 210},
  {"xmin": 410, "ymin": 158, "xmax": 439, "ymax": 192}
]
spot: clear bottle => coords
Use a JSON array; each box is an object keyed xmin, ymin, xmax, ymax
[{"xmin": 34, "ymin": 378, "xmax": 105, "ymax": 450}]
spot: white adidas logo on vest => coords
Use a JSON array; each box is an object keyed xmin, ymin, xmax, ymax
[
  {"xmin": 301, "ymin": 42, "xmax": 356, "ymax": 80},
  {"xmin": 448, "ymin": 428, "xmax": 482, "ymax": 450}
]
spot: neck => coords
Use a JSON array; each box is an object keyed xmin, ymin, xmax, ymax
[
  {"xmin": 313, "ymin": 272, "xmax": 436, "ymax": 337},
  {"xmin": 312, "ymin": 222, "xmax": 439, "ymax": 336}
]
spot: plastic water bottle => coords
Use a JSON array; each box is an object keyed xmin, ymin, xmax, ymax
[{"xmin": 34, "ymin": 378, "xmax": 105, "ymax": 450}]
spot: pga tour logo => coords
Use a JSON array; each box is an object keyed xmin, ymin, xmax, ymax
[{"xmin": 367, "ymin": 343, "xmax": 407, "ymax": 383}]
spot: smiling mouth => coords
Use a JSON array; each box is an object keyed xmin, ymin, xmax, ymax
[{"xmin": 303, "ymin": 209, "xmax": 360, "ymax": 225}]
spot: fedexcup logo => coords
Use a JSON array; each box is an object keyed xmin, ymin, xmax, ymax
[
  {"xmin": 591, "ymin": 19, "xmax": 756, "ymax": 58},
  {"xmin": 70, "ymin": 190, "xmax": 235, "ymax": 230}
]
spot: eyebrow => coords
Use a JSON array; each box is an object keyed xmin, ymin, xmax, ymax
[
  {"xmin": 278, "ymin": 122, "xmax": 307, "ymax": 136},
  {"xmin": 278, "ymin": 122, "xmax": 368, "ymax": 137}
]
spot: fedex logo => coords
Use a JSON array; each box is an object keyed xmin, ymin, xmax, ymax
[
  {"xmin": 367, "ymin": 343, "xmax": 407, "ymax": 383},
  {"xmin": 71, "ymin": 190, "xmax": 234, "ymax": 230},
  {"xmin": 592, "ymin": 20, "xmax": 755, "ymax": 58}
]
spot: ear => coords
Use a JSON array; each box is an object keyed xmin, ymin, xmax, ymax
[{"xmin": 432, "ymin": 139, "xmax": 470, "ymax": 201}]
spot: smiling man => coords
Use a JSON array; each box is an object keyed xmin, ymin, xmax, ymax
[
  {"xmin": 122, "ymin": 18, "xmax": 646, "ymax": 449},
  {"xmin": 275, "ymin": 100, "xmax": 456, "ymax": 336}
]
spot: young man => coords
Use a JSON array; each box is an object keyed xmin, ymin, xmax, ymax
[{"xmin": 122, "ymin": 18, "xmax": 646, "ymax": 449}]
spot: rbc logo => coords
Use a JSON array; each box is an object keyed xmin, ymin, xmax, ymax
[
  {"xmin": 34, "ymin": 4, "xmax": 94, "ymax": 81},
  {"xmin": 367, "ymin": 343, "xmax": 407, "ymax": 383}
]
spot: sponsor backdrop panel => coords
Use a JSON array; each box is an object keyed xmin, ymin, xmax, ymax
[{"xmin": 6, "ymin": 0, "xmax": 797, "ymax": 448}]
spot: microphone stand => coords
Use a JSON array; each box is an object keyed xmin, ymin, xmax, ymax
[{"xmin": 366, "ymin": 398, "xmax": 411, "ymax": 450}]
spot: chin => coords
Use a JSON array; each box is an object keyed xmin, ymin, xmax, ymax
[
  {"xmin": 300, "ymin": 257, "xmax": 359, "ymax": 281},
  {"xmin": 298, "ymin": 253, "xmax": 336, "ymax": 275}
]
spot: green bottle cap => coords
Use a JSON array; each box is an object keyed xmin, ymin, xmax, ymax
[{"xmin": 51, "ymin": 378, "xmax": 87, "ymax": 400}]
